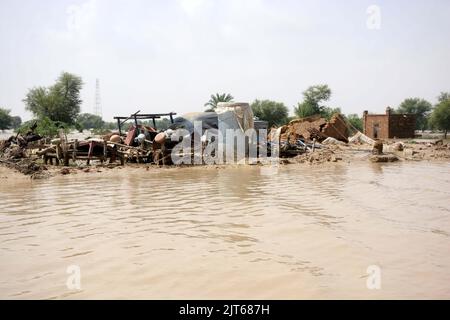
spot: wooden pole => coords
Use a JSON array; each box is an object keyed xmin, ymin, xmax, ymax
[
  {"xmin": 73, "ymin": 139, "xmax": 78, "ymax": 162},
  {"xmin": 117, "ymin": 118, "xmax": 122, "ymax": 136},
  {"xmin": 102, "ymin": 139, "xmax": 107, "ymax": 164},
  {"xmin": 87, "ymin": 141, "xmax": 94, "ymax": 165}
]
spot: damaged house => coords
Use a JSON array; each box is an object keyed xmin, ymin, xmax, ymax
[
  {"xmin": 363, "ymin": 107, "xmax": 416, "ymax": 139},
  {"xmin": 275, "ymin": 113, "xmax": 350, "ymax": 144}
]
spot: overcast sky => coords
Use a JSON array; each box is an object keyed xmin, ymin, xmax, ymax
[{"xmin": 1, "ymin": 0, "xmax": 449, "ymax": 121}]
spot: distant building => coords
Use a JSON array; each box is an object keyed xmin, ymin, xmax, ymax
[{"xmin": 363, "ymin": 107, "xmax": 416, "ymax": 139}]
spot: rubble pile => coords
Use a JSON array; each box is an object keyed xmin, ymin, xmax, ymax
[
  {"xmin": 278, "ymin": 113, "xmax": 350, "ymax": 144},
  {"xmin": 0, "ymin": 130, "xmax": 51, "ymax": 178},
  {"xmin": 1, "ymin": 109, "xmax": 449, "ymax": 177},
  {"xmin": 1, "ymin": 144, "xmax": 49, "ymax": 179},
  {"xmin": 401, "ymin": 140, "xmax": 450, "ymax": 160},
  {"xmin": 1, "ymin": 142, "xmax": 26, "ymax": 159},
  {"xmin": 321, "ymin": 114, "xmax": 350, "ymax": 143},
  {"xmin": 291, "ymin": 148, "xmax": 342, "ymax": 164},
  {"xmin": 268, "ymin": 113, "xmax": 351, "ymax": 161},
  {"xmin": 283, "ymin": 115, "xmax": 327, "ymax": 142}
]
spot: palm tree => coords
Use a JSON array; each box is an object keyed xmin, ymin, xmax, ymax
[{"xmin": 204, "ymin": 93, "xmax": 234, "ymax": 111}]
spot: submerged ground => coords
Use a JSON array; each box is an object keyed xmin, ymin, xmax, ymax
[{"xmin": 0, "ymin": 161, "xmax": 449, "ymax": 299}]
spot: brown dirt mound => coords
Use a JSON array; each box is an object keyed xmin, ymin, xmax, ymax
[
  {"xmin": 271, "ymin": 113, "xmax": 350, "ymax": 144},
  {"xmin": 290, "ymin": 149, "xmax": 342, "ymax": 164}
]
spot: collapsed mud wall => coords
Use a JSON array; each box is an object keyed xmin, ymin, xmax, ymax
[
  {"xmin": 321, "ymin": 114, "xmax": 349, "ymax": 142},
  {"xmin": 273, "ymin": 113, "xmax": 349, "ymax": 143}
]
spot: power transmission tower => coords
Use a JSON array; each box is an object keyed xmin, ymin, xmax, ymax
[{"xmin": 93, "ymin": 78, "xmax": 102, "ymax": 117}]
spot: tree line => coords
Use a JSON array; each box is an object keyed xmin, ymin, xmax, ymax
[
  {"xmin": 205, "ymin": 85, "xmax": 450, "ymax": 138},
  {"xmin": 0, "ymin": 72, "xmax": 115, "ymax": 136},
  {"xmin": 1, "ymin": 72, "xmax": 449, "ymax": 139},
  {"xmin": 0, "ymin": 108, "xmax": 22, "ymax": 131}
]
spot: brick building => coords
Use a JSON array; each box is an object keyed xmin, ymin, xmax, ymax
[{"xmin": 363, "ymin": 107, "xmax": 416, "ymax": 139}]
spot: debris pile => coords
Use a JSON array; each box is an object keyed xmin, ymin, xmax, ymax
[
  {"xmin": 8, "ymin": 159, "xmax": 50, "ymax": 179},
  {"xmin": 0, "ymin": 140, "xmax": 49, "ymax": 179},
  {"xmin": 322, "ymin": 137, "xmax": 346, "ymax": 145},
  {"xmin": 279, "ymin": 113, "xmax": 349, "ymax": 144},
  {"xmin": 372, "ymin": 141, "xmax": 384, "ymax": 155},
  {"xmin": 348, "ymin": 131, "xmax": 375, "ymax": 145},
  {"xmin": 292, "ymin": 148, "xmax": 342, "ymax": 164},
  {"xmin": 269, "ymin": 113, "xmax": 350, "ymax": 160},
  {"xmin": 1, "ymin": 108, "xmax": 449, "ymax": 176},
  {"xmin": 1, "ymin": 143, "xmax": 26, "ymax": 159}
]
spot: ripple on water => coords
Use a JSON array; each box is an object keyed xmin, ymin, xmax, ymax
[{"xmin": 0, "ymin": 162, "xmax": 450, "ymax": 299}]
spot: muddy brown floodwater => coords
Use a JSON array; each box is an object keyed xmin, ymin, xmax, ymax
[{"xmin": 0, "ymin": 162, "xmax": 450, "ymax": 299}]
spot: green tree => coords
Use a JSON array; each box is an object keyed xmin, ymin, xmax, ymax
[
  {"xmin": 294, "ymin": 84, "xmax": 332, "ymax": 118},
  {"xmin": 103, "ymin": 122, "xmax": 119, "ymax": 130},
  {"xmin": 17, "ymin": 117, "xmax": 66, "ymax": 138},
  {"xmin": 321, "ymin": 107, "xmax": 342, "ymax": 120},
  {"xmin": 154, "ymin": 118, "xmax": 171, "ymax": 130},
  {"xmin": 396, "ymin": 98, "xmax": 432, "ymax": 131},
  {"xmin": 294, "ymin": 102, "xmax": 316, "ymax": 118},
  {"xmin": 76, "ymin": 113, "xmax": 105, "ymax": 130},
  {"xmin": 303, "ymin": 84, "xmax": 332, "ymax": 106},
  {"xmin": 430, "ymin": 98, "xmax": 450, "ymax": 139},
  {"xmin": 0, "ymin": 108, "xmax": 12, "ymax": 131},
  {"xmin": 10, "ymin": 116, "xmax": 22, "ymax": 129},
  {"xmin": 251, "ymin": 99, "xmax": 289, "ymax": 127},
  {"xmin": 23, "ymin": 72, "xmax": 83, "ymax": 124},
  {"xmin": 346, "ymin": 114, "xmax": 363, "ymax": 132},
  {"xmin": 438, "ymin": 92, "xmax": 450, "ymax": 103},
  {"xmin": 204, "ymin": 93, "xmax": 234, "ymax": 111}
]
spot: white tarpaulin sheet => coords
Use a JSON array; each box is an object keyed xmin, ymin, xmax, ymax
[
  {"xmin": 215, "ymin": 102, "xmax": 254, "ymax": 133},
  {"xmin": 215, "ymin": 102, "xmax": 255, "ymax": 163}
]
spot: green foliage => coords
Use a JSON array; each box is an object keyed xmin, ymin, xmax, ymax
[
  {"xmin": 76, "ymin": 113, "xmax": 105, "ymax": 130},
  {"xmin": 129, "ymin": 118, "xmax": 172, "ymax": 131},
  {"xmin": 303, "ymin": 84, "xmax": 332, "ymax": 106},
  {"xmin": 251, "ymin": 99, "xmax": 289, "ymax": 127},
  {"xmin": 103, "ymin": 122, "xmax": 119, "ymax": 131},
  {"xmin": 294, "ymin": 84, "xmax": 333, "ymax": 118},
  {"xmin": 294, "ymin": 101, "xmax": 316, "ymax": 118},
  {"xmin": 23, "ymin": 72, "xmax": 83, "ymax": 124},
  {"xmin": 430, "ymin": 98, "xmax": 450, "ymax": 138},
  {"xmin": 437, "ymin": 92, "xmax": 450, "ymax": 103},
  {"xmin": 10, "ymin": 116, "xmax": 22, "ymax": 129},
  {"xmin": 0, "ymin": 107, "xmax": 12, "ymax": 130},
  {"xmin": 346, "ymin": 114, "xmax": 363, "ymax": 132},
  {"xmin": 0, "ymin": 108, "xmax": 22, "ymax": 131},
  {"xmin": 396, "ymin": 98, "xmax": 432, "ymax": 130},
  {"xmin": 74, "ymin": 122, "xmax": 83, "ymax": 132},
  {"xmin": 321, "ymin": 107, "xmax": 342, "ymax": 120},
  {"xmin": 204, "ymin": 93, "xmax": 234, "ymax": 111},
  {"xmin": 154, "ymin": 118, "xmax": 172, "ymax": 130},
  {"xmin": 17, "ymin": 117, "xmax": 71, "ymax": 138}
]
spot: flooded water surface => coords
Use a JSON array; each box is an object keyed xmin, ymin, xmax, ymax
[{"xmin": 1, "ymin": 162, "xmax": 450, "ymax": 299}]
